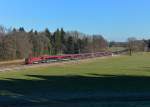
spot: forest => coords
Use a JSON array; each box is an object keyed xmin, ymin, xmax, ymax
[{"xmin": 0, "ymin": 26, "xmax": 108, "ymax": 60}]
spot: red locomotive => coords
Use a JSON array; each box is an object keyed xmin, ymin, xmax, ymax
[{"xmin": 25, "ymin": 51, "xmax": 112, "ymax": 64}]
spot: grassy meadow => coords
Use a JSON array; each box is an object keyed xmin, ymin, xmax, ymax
[{"xmin": 0, "ymin": 53, "xmax": 150, "ymax": 106}]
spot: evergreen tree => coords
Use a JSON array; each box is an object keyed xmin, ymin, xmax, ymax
[
  {"xmin": 55, "ymin": 29, "xmax": 62, "ymax": 54},
  {"xmin": 34, "ymin": 30, "xmax": 38, "ymax": 35},
  {"xmin": 45, "ymin": 28, "xmax": 52, "ymax": 54},
  {"xmin": 60, "ymin": 28, "xmax": 66, "ymax": 53},
  {"xmin": 19, "ymin": 27, "xmax": 25, "ymax": 32},
  {"xmin": 66, "ymin": 36, "xmax": 74, "ymax": 54}
]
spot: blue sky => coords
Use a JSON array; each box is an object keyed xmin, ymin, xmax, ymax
[{"xmin": 0, "ymin": 0, "xmax": 150, "ymax": 41}]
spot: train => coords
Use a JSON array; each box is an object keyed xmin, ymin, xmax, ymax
[{"xmin": 25, "ymin": 51, "xmax": 113, "ymax": 64}]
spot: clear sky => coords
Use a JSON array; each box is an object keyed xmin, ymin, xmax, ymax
[{"xmin": 0, "ymin": 0, "xmax": 150, "ymax": 41}]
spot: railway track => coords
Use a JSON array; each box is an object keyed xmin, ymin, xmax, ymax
[
  {"xmin": 0, "ymin": 51, "xmax": 116, "ymax": 72},
  {"xmin": 0, "ymin": 55, "xmax": 116, "ymax": 72}
]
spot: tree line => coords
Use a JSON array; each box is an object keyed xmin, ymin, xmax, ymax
[
  {"xmin": 110, "ymin": 37, "xmax": 150, "ymax": 56},
  {"xmin": 0, "ymin": 26, "xmax": 108, "ymax": 60},
  {"xmin": 127, "ymin": 38, "xmax": 150, "ymax": 55}
]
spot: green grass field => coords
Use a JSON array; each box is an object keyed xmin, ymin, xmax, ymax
[
  {"xmin": 109, "ymin": 46, "xmax": 126, "ymax": 52},
  {"xmin": 1, "ymin": 53, "xmax": 150, "ymax": 106}
]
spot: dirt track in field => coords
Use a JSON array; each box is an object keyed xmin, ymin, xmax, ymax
[
  {"xmin": 0, "ymin": 56, "xmax": 115, "ymax": 72},
  {"xmin": 0, "ymin": 59, "xmax": 24, "ymax": 67}
]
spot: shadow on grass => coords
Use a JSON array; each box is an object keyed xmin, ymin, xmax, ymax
[{"xmin": 1, "ymin": 74, "xmax": 150, "ymax": 106}]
